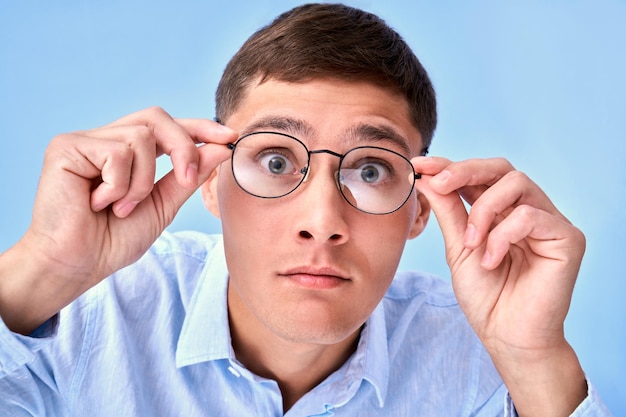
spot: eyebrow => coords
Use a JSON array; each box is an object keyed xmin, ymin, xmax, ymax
[
  {"xmin": 240, "ymin": 115, "xmax": 313, "ymax": 138},
  {"xmin": 346, "ymin": 123, "xmax": 412, "ymax": 156},
  {"xmin": 241, "ymin": 115, "xmax": 412, "ymax": 155}
]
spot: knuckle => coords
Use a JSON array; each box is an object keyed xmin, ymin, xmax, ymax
[
  {"xmin": 47, "ymin": 133, "xmax": 76, "ymax": 152},
  {"xmin": 514, "ymin": 203, "xmax": 536, "ymax": 220},
  {"xmin": 494, "ymin": 157, "xmax": 515, "ymax": 171},
  {"xmin": 44, "ymin": 133, "xmax": 84, "ymax": 165},
  {"xmin": 49, "ymin": 133, "xmax": 70, "ymax": 145},
  {"xmin": 108, "ymin": 141, "xmax": 134, "ymax": 162},
  {"xmin": 571, "ymin": 225, "xmax": 587, "ymax": 250},
  {"xmin": 127, "ymin": 125, "xmax": 153, "ymax": 143},
  {"xmin": 469, "ymin": 201, "xmax": 492, "ymax": 221},
  {"xmin": 506, "ymin": 169, "xmax": 529, "ymax": 182},
  {"xmin": 44, "ymin": 138, "xmax": 63, "ymax": 159},
  {"xmin": 143, "ymin": 105, "xmax": 168, "ymax": 119}
]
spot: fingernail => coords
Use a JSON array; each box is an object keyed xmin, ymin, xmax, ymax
[
  {"xmin": 186, "ymin": 162, "xmax": 198, "ymax": 186},
  {"xmin": 116, "ymin": 200, "xmax": 139, "ymax": 218},
  {"xmin": 217, "ymin": 123, "xmax": 235, "ymax": 134},
  {"xmin": 464, "ymin": 223, "xmax": 476, "ymax": 246},
  {"xmin": 91, "ymin": 200, "xmax": 107, "ymax": 212}
]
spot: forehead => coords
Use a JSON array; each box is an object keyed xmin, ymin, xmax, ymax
[{"xmin": 224, "ymin": 78, "xmax": 423, "ymax": 156}]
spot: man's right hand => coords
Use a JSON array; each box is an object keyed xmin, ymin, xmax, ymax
[{"xmin": 0, "ymin": 107, "xmax": 237, "ymax": 334}]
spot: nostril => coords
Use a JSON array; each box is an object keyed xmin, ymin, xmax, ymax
[
  {"xmin": 299, "ymin": 231, "xmax": 313, "ymax": 239},
  {"xmin": 329, "ymin": 234, "xmax": 342, "ymax": 241}
]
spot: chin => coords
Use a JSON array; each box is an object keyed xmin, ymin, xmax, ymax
[{"xmin": 268, "ymin": 306, "xmax": 365, "ymax": 345}]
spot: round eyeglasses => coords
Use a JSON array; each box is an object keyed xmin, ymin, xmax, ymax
[{"xmin": 226, "ymin": 131, "xmax": 421, "ymax": 215}]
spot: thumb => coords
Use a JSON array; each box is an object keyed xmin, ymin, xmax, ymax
[
  {"xmin": 152, "ymin": 142, "xmax": 231, "ymax": 227},
  {"xmin": 415, "ymin": 174, "xmax": 471, "ymax": 262}
]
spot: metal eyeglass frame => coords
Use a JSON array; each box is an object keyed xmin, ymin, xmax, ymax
[{"xmin": 226, "ymin": 130, "xmax": 425, "ymax": 215}]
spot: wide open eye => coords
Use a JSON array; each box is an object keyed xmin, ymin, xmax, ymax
[
  {"xmin": 358, "ymin": 162, "xmax": 388, "ymax": 184},
  {"xmin": 342, "ymin": 158, "xmax": 392, "ymax": 186},
  {"xmin": 262, "ymin": 154, "xmax": 289, "ymax": 174},
  {"xmin": 230, "ymin": 132, "xmax": 310, "ymax": 198},
  {"xmin": 336, "ymin": 146, "xmax": 417, "ymax": 214},
  {"xmin": 257, "ymin": 151, "xmax": 298, "ymax": 175}
]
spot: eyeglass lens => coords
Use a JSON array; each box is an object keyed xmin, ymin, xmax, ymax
[{"xmin": 230, "ymin": 132, "xmax": 416, "ymax": 214}]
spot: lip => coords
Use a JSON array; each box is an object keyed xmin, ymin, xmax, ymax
[{"xmin": 279, "ymin": 266, "xmax": 351, "ymax": 289}]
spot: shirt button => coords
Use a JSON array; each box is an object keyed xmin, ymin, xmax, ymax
[{"xmin": 227, "ymin": 365, "xmax": 241, "ymax": 378}]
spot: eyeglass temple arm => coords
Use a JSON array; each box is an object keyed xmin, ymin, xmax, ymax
[{"xmin": 413, "ymin": 146, "xmax": 429, "ymax": 180}]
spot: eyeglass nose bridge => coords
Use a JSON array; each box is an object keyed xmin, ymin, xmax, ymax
[{"xmin": 301, "ymin": 148, "xmax": 345, "ymax": 188}]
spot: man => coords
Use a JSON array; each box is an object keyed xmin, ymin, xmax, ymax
[{"xmin": 0, "ymin": 3, "xmax": 612, "ymax": 416}]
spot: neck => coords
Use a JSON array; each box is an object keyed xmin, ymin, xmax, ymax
[{"xmin": 227, "ymin": 284, "xmax": 361, "ymax": 412}]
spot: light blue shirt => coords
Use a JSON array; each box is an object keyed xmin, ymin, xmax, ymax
[{"xmin": 0, "ymin": 232, "xmax": 612, "ymax": 416}]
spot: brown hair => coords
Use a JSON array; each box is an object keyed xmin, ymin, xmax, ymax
[{"xmin": 215, "ymin": 3, "xmax": 437, "ymax": 153}]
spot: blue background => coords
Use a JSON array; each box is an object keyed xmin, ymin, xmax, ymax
[{"xmin": 1, "ymin": 1, "xmax": 624, "ymax": 413}]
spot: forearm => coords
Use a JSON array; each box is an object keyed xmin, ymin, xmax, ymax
[
  {"xmin": 491, "ymin": 341, "xmax": 587, "ymax": 417},
  {"xmin": 0, "ymin": 238, "xmax": 90, "ymax": 335}
]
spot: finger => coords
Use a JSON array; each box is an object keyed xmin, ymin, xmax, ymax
[
  {"xmin": 147, "ymin": 142, "xmax": 232, "ymax": 226},
  {"xmin": 100, "ymin": 107, "xmax": 236, "ymax": 189},
  {"xmin": 172, "ymin": 118, "xmax": 237, "ymax": 187},
  {"xmin": 70, "ymin": 125, "xmax": 157, "ymax": 217},
  {"xmin": 480, "ymin": 204, "xmax": 585, "ymax": 270},
  {"xmin": 175, "ymin": 118, "xmax": 238, "ymax": 145},
  {"xmin": 411, "ymin": 156, "xmax": 488, "ymax": 206},
  {"xmin": 111, "ymin": 129, "xmax": 157, "ymax": 218},
  {"xmin": 413, "ymin": 174, "xmax": 470, "ymax": 262},
  {"xmin": 411, "ymin": 156, "xmax": 452, "ymax": 177},
  {"xmin": 84, "ymin": 116, "xmax": 236, "ymax": 217},
  {"xmin": 57, "ymin": 136, "xmax": 134, "ymax": 212},
  {"xmin": 108, "ymin": 107, "xmax": 200, "ymax": 187},
  {"xmin": 464, "ymin": 170, "xmax": 566, "ymax": 249},
  {"xmin": 90, "ymin": 145, "xmax": 133, "ymax": 212},
  {"xmin": 428, "ymin": 158, "xmax": 515, "ymax": 196}
]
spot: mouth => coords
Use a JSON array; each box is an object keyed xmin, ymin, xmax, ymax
[{"xmin": 279, "ymin": 266, "xmax": 351, "ymax": 290}]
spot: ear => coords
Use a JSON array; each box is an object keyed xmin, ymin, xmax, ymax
[
  {"xmin": 408, "ymin": 191, "xmax": 431, "ymax": 239},
  {"xmin": 201, "ymin": 164, "xmax": 222, "ymax": 218}
]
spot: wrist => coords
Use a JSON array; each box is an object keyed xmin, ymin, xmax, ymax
[
  {"xmin": 0, "ymin": 237, "xmax": 89, "ymax": 335},
  {"xmin": 488, "ymin": 340, "xmax": 587, "ymax": 417}
]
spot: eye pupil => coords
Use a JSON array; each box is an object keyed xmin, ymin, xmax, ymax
[
  {"xmin": 361, "ymin": 165, "xmax": 380, "ymax": 183},
  {"xmin": 268, "ymin": 156, "xmax": 286, "ymax": 174}
]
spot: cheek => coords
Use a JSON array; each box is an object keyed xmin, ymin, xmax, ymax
[
  {"xmin": 217, "ymin": 170, "xmax": 287, "ymax": 261},
  {"xmin": 353, "ymin": 206, "xmax": 417, "ymax": 276},
  {"xmin": 355, "ymin": 226, "xmax": 406, "ymax": 275},
  {"xmin": 217, "ymin": 168, "xmax": 261, "ymax": 226}
]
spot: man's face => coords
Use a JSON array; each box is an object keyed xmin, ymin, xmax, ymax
[{"xmin": 204, "ymin": 78, "xmax": 429, "ymax": 346}]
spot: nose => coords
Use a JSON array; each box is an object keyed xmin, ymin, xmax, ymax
[{"xmin": 292, "ymin": 158, "xmax": 350, "ymax": 245}]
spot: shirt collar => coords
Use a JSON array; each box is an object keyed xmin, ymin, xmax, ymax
[
  {"xmin": 174, "ymin": 236, "xmax": 391, "ymax": 407},
  {"xmin": 361, "ymin": 300, "xmax": 390, "ymax": 407},
  {"xmin": 175, "ymin": 238, "xmax": 233, "ymax": 368},
  {"xmin": 321, "ymin": 300, "xmax": 390, "ymax": 409}
]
